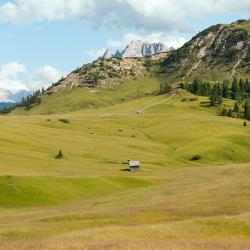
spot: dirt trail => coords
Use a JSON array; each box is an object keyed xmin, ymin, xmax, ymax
[
  {"xmin": 135, "ymin": 93, "xmax": 176, "ymax": 113},
  {"xmin": 99, "ymin": 91, "xmax": 178, "ymax": 117}
]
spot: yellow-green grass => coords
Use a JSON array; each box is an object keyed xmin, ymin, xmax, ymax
[
  {"xmin": 0, "ymin": 176, "xmax": 159, "ymax": 208},
  {"xmin": 13, "ymin": 76, "xmax": 161, "ymax": 115},
  {"xmin": 1, "ymin": 164, "xmax": 250, "ymax": 249},
  {"xmin": 1, "ymin": 90, "xmax": 250, "ymax": 248}
]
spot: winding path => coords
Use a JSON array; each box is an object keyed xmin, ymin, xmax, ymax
[{"xmin": 99, "ymin": 91, "xmax": 178, "ymax": 117}]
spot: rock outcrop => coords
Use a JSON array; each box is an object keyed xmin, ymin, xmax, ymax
[
  {"xmin": 99, "ymin": 40, "xmax": 169, "ymax": 60},
  {"xmin": 98, "ymin": 49, "xmax": 113, "ymax": 60}
]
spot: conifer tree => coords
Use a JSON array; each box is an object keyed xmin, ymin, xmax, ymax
[
  {"xmin": 221, "ymin": 107, "xmax": 227, "ymax": 116},
  {"xmin": 227, "ymin": 108, "xmax": 233, "ymax": 117},
  {"xmin": 222, "ymin": 80, "xmax": 230, "ymax": 98},
  {"xmin": 234, "ymin": 102, "xmax": 240, "ymax": 113},
  {"xmin": 218, "ymin": 95, "xmax": 223, "ymax": 105},
  {"xmin": 55, "ymin": 149, "xmax": 63, "ymax": 159},
  {"xmin": 244, "ymin": 101, "xmax": 250, "ymax": 120}
]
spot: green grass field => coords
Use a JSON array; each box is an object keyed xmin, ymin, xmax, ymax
[{"xmin": 1, "ymin": 80, "xmax": 250, "ymax": 249}]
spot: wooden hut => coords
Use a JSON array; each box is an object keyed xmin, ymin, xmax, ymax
[{"xmin": 128, "ymin": 160, "xmax": 140, "ymax": 172}]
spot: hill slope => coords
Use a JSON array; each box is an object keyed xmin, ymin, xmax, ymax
[
  {"xmin": 3, "ymin": 91, "xmax": 250, "ymax": 249},
  {"xmin": 14, "ymin": 20, "xmax": 250, "ymax": 115},
  {"xmin": 2, "ymin": 19, "xmax": 250, "ymax": 250},
  {"xmin": 161, "ymin": 19, "xmax": 250, "ymax": 81}
]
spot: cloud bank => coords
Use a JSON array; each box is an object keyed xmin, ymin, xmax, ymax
[
  {"xmin": 0, "ymin": 0, "xmax": 249, "ymax": 32},
  {"xmin": 0, "ymin": 62, "xmax": 63, "ymax": 93},
  {"xmin": 107, "ymin": 32, "xmax": 187, "ymax": 49}
]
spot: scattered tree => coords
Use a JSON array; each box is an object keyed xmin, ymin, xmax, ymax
[
  {"xmin": 190, "ymin": 155, "xmax": 202, "ymax": 161},
  {"xmin": 55, "ymin": 149, "xmax": 63, "ymax": 159},
  {"xmin": 244, "ymin": 101, "xmax": 250, "ymax": 120}
]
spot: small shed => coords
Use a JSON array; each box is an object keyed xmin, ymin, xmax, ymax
[
  {"xmin": 137, "ymin": 110, "xmax": 143, "ymax": 115},
  {"xmin": 128, "ymin": 160, "xmax": 140, "ymax": 172}
]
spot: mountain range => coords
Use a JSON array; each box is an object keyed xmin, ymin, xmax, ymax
[
  {"xmin": 99, "ymin": 40, "xmax": 171, "ymax": 60},
  {"xmin": 12, "ymin": 19, "xmax": 250, "ymax": 114},
  {"xmin": 0, "ymin": 89, "xmax": 30, "ymax": 103}
]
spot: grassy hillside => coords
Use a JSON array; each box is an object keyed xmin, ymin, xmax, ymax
[
  {"xmin": 14, "ymin": 21, "xmax": 250, "ymax": 116},
  {"xmin": 13, "ymin": 76, "xmax": 161, "ymax": 115},
  {"xmin": 161, "ymin": 20, "xmax": 250, "ymax": 82},
  {"xmin": 2, "ymin": 90, "xmax": 250, "ymax": 249},
  {"xmin": 1, "ymin": 19, "xmax": 250, "ymax": 250}
]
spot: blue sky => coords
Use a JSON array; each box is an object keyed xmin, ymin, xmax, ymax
[{"xmin": 0, "ymin": 0, "xmax": 249, "ymax": 99}]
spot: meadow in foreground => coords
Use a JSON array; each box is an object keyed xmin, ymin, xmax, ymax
[{"xmin": 0, "ymin": 89, "xmax": 250, "ymax": 249}]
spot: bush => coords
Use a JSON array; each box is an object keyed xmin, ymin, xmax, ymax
[
  {"xmin": 190, "ymin": 155, "xmax": 202, "ymax": 161},
  {"xmin": 189, "ymin": 97, "xmax": 198, "ymax": 101},
  {"xmin": 159, "ymin": 83, "xmax": 172, "ymax": 95},
  {"xmin": 55, "ymin": 149, "xmax": 63, "ymax": 159},
  {"xmin": 58, "ymin": 119, "xmax": 70, "ymax": 124}
]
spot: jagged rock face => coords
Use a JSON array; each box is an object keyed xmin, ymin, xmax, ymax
[
  {"xmin": 99, "ymin": 49, "xmax": 113, "ymax": 60},
  {"xmin": 99, "ymin": 40, "xmax": 168, "ymax": 60},
  {"xmin": 119, "ymin": 40, "xmax": 168, "ymax": 58},
  {"xmin": 114, "ymin": 49, "xmax": 122, "ymax": 58}
]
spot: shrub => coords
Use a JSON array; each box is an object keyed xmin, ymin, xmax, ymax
[
  {"xmin": 58, "ymin": 119, "xmax": 70, "ymax": 124},
  {"xmin": 159, "ymin": 83, "xmax": 172, "ymax": 95},
  {"xmin": 189, "ymin": 97, "xmax": 198, "ymax": 101},
  {"xmin": 55, "ymin": 150, "xmax": 63, "ymax": 159},
  {"xmin": 190, "ymin": 155, "xmax": 202, "ymax": 161}
]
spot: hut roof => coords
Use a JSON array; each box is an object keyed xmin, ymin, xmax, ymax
[{"xmin": 129, "ymin": 160, "xmax": 140, "ymax": 167}]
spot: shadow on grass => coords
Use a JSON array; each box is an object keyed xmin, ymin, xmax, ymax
[
  {"xmin": 120, "ymin": 169, "xmax": 130, "ymax": 172},
  {"xmin": 199, "ymin": 101, "xmax": 211, "ymax": 107}
]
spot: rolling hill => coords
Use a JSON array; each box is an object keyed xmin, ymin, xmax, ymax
[
  {"xmin": 12, "ymin": 20, "xmax": 250, "ymax": 116},
  {"xmin": 1, "ymin": 19, "xmax": 250, "ymax": 250}
]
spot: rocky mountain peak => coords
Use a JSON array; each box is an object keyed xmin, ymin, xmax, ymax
[
  {"xmin": 99, "ymin": 49, "xmax": 113, "ymax": 60},
  {"xmin": 99, "ymin": 40, "xmax": 169, "ymax": 60}
]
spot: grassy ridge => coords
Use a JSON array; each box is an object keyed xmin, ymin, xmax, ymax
[
  {"xmin": 13, "ymin": 76, "xmax": 161, "ymax": 115},
  {"xmin": 0, "ymin": 176, "xmax": 157, "ymax": 207},
  {"xmin": 2, "ymin": 92, "xmax": 250, "ymax": 176}
]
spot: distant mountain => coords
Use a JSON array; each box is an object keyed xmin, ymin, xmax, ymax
[
  {"xmin": 98, "ymin": 49, "xmax": 113, "ymax": 60},
  {"xmin": 0, "ymin": 102, "xmax": 14, "ymax": 110},
  {"xmin": 0, "ymin": 89, "xmax": 30, "ymax": 103},
  {"xmin": 99, "ymin": 40, "xmax": 169, "ymax": 60},
  {"xmin": 48, "ymin": 20, "xmax": 250, "ymax": 94},
  {"xmin": 119, "ymin": 40, "xmax": 169, "ymax": 58},
  {"xmin": 16, "ymin": 19, "xmax": 250, "ymax": 114}
]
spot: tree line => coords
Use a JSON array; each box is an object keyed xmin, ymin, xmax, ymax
[
  {"xmin": 18, "ymin": 88, "xmax": 45, "ymax": 109},
  {"xmin": 181, "ymin": 78, "xmax": 250, "ymax": 120}
]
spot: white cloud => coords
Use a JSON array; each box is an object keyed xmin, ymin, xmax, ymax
[
  {"xmin": 0, "ymin": 89, "xmax": 10, "ymax": 102},
  {"xmin": 0, "ymin": 62, "xmax": 27, "ymax": 91},
  {"xmin": 0, "ymin": 0, "xmax": 94, "ymax": 24},
  {"xmin": 107, "ymin": 32, "xmax": 186, "ymax": 49},
  {"xmin": 0, "ymin": 0, "xmax": 249, "ymax": 32},
  {"xmin": 0, "ymin": 62, "xmax": 63, "ymax": 94},
  {"xmin": 27, "ymin": 65, "xmax": 64, "ymax": 91}
]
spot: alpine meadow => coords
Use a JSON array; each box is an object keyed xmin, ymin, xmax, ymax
[{"xmin": 0, "ymin": 2, "xmax": 250, "ymax": 249}]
